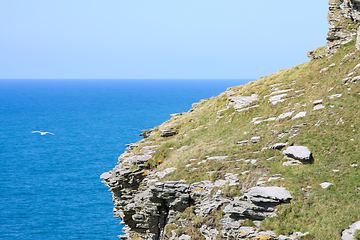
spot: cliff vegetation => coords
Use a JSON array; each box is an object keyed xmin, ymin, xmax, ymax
[{"xmin": 102, "ymin": 1, "xmax": 360, "ymax": 239}]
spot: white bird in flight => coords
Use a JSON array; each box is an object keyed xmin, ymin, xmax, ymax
[{"xmin": 31, "ymin": 131, "xmax": 55, "ymax": 136}]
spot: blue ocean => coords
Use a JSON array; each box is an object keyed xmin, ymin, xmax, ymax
[{"xmin": 0, "ymin": 79, "xmax": 250, "ymax": 239}]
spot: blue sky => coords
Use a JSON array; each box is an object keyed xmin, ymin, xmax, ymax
[{"xmin": 0, "ymin": 1, "xmax": 328, "ymax": 79}]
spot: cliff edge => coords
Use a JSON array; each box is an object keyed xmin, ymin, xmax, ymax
[{"xmin": 102, "ymin": 1, "xmax": 360, "ymax": 239}]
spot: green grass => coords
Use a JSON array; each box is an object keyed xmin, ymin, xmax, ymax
[
  {"xmin": 136, "ymin": 39, "xmax": 360, "ymax": 239},
  {"xmin": 355, "ymin": 229, "xmax": 360, "ymax": 240}
]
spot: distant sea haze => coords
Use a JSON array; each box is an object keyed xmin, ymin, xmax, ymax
[{"xmin": 0, "ymin": 79, "xmax": 250, "ymax": 239}]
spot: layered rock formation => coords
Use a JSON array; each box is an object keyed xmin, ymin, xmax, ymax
[
  {"xmin": 101, "ymin": 142, "xmax": 294, "ymax": 239},
  {"xmin": 308, "ymin": 0, "xmax": 360, "ymax": 59},
  {"xmin": 327, "ymin": 0, "xmax": 360, "ymax": 54}
]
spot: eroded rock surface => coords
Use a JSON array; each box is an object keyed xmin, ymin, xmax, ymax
[
  {"xmin": 309, "ymin": 0, "xmax": 360, "ymax": 58},
  {"xmin": 220, "ymin": 187, "xmax": 292, "ymax": 238},
  {"xmin": 102, "ymin": 142, "xmax": 293, "ymax": 240}
]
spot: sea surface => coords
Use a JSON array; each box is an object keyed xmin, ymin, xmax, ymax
[{"xmin": 0, "ymin": 79, "xmax": 250, "ymax": 239}]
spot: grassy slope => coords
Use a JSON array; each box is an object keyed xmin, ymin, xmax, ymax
[{"xmin": 132, "ymin": 40, "xmax": 360, "ymax": 239}]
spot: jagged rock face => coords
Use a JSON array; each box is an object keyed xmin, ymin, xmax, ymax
[
  {"xmin": 101, "ymin": 143, "xmax": 294, "ymax": 239},
  {"xmin": 103, "ymin": 154, "xmax": 293, "ymax": 240},
  {"xmin": 326, "ymin": 0, "xmax": 360, "ymax": 56},
  {"xmin": 103, "ymin": 171, "xmax": 193, "ymax": 240},
  {"xmin": 308, "ymin": 0, "xmax": 360, "ymax": 59}
]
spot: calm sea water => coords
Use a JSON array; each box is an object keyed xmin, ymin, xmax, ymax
[{"xmin": 0, "ymin": 79, "xmax": 250, "ymax": 239}]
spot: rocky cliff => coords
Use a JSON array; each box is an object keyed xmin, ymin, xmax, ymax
[
  {"xmin": 308, "ymin": 0, "xmax": 360, "ymax": 60},
  {"xmin": 102, "ymin": 1, "xmax": 360, "ymax": 239},
  {"xmin": 327, "ymin": 0, "xmax": 360, "ymax": 55}
]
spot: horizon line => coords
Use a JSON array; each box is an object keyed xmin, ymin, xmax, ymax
[{"xmin": 0, "ymin": 78, "xmax": 256, "ymax": 81}]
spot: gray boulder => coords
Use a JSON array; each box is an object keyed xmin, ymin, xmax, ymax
[
  {"xmin": 251, "ymin": 136, "xmax": 261, "ymax": 143},
  {"xmin": 329, "ymin": 93, "xmax": 342, "ymax": 99},
  {"xmin": 126, "ymin": 154, "xmax": 153, "ymax": 165},
  {"xmin": 282, "ymin": 160, "xmax": 302, "ymax": 166},
  {"xmin": 228, "ymin": 94, "xmax": 259, "ymax": 110},
  {"xmin": 282, "ymin": 146, "xmax": 314, "ymax": 164},
  {"xmin": 237, "ymin": 140, "xmax": 249, "ymax": 145},
  {"xmin": 223, "ymin": 186, "xmax": 292, "ymax": 221},
  {"xmin": 313, "ymin": 105, "xmax": 325, "ymax": 111},
  {"xmin": 223, "ymin": 198, "xmax": 275, "ymax": 220},
  {"xmin": 291, "ymin": 111, "xmax": 306, "ymax": 120},
  {"xmin": 160, "ymin": 129, "xmax": 177, "ymax": 137},
  {"xmin": 245, "ymin": 186, "xmax": 292, "ymax": 204},
  {"xmin": 313, "ymin": 99, "xmax": 323, "ymax": 105},
  {"xmin": 277, "ymin": 111, "xmax": 294, "ymax": 120},
  {"xmin": 342, "ymin": 220, "xmax": 360, "ymax": 240}
]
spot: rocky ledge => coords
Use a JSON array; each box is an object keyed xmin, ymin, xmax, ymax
[
  {"xmin": 308, "ymin": 0, "xmax": 360, "ymax": 59},
  {"xmin": 100, "ymin": 135, "xmax": 301, "ymax": 240}
]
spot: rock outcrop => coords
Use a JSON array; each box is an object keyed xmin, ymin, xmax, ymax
[
  {"xmin": 160, "ymin": 129, "xmax": 177, "ymax": 138},
  {"xmin": 101, "ymin": 141, "xmax": 293, "ymax": 239},
  {"xmin": 326, "ymin": 0, "xmax": 360, "ymax": 55},
  {"xmin": 228, "ymin": 94, "xmax": 259, "ymax": 111},
  {"xmin": 308, "ymin": 0, "xmax": 360, "ymax": 59},
  {"xmin": 282, "ymin": 146, "xmax": 314, "ymax": 164},
  {"xmin": 223, "ymin": 187, "xmax": 292, "ymax": 221}
]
